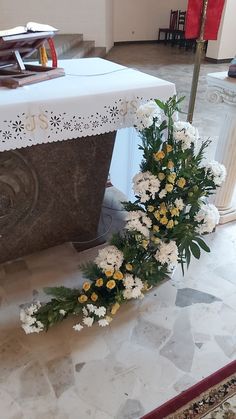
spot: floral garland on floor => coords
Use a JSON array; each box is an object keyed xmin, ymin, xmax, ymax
[{"xmin": 21, "ymin": 96, "xmax": 226, "ymax": 334}]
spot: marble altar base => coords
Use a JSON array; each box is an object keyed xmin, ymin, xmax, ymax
[{"xmin": 0, "ymin": 132, "xmax": 115, "ymax": 264}]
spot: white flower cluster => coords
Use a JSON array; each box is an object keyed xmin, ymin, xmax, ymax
[
  {"xmin": 195, "ymin": 203, "xmax": 220, "ymax": 234},
  {"xmin": 205, "ymin": 160, "xmax": 226, "ymax": 186},
  {"xmin": 135, "ymin": 100, "xmax": 161, "ymax": 131},
  {"xmin": 125, "ymin": 210, "xmax": 152, "ymax": 238},
  {"xmin": 173, "ymin": 121, "xmax": 199, "ymax": 151},
  {"xmin": 20, "ymin": 302, "xmax": 44, "ymax": 334},
  {"xmin": 73, "ymin": 304, "xmax": 110, "ymax": 332},
  {"xmin": 123, "ymin": 274, "xmax": 144, "ymax": 300},
  {"xmin": 133, "ymin": 171, "xmax": 160, "ymax": 203},
  {"xmin": 95, "ymin": 245, "xmax": 124, "ymax": 272},
  {"xmin": 155, "ymin": 240, "xmax": 178, "ymax": 269},
  {"xmin": 174, "ymin": 198, "xmax": 185, "ymax": 211}
]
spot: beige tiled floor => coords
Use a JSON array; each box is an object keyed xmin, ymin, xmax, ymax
[{"xmin": 1, "ymin": 44, "xmax": 235, "ymax": 419}]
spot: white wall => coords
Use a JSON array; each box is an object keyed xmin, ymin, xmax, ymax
[
  {"xmin": 113, "ymin": 0, "xmax": 188, "ymax": 42},
  {"xmin": 206, "ymin": 0, "xmax": 236, "ymax": 60},
  {"xmin": 0, "ymin": 0, "xmax": 114, "ymax": 50}
]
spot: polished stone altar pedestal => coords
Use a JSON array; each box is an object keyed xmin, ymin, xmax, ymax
[
  {"xmin": 207, "ymin": 72, "xmax": 236, "ymax": 224},
  {"xmin": 0, "ymin": 132, "xmax": 115, "ymax": 264}
]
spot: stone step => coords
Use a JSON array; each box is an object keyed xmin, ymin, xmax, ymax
[
  {"xmin": 30, "ymin": 34, "xmax": 106, "ymax": 62},
  {"xmin": 50, "ymin": 34, "xmax": 84, "ymax": 58},
  {"xmin": 61, "ymin": 40, "xmax": 95, "ymax": 59},
  {"xmin": 85, "ymin": 46, "xmax": 107, "ymax": 58}
]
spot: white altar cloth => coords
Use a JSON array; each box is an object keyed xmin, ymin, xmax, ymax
[{"xmin": 0, "ymin": 58, "xmax": 175, "ymax": 152}]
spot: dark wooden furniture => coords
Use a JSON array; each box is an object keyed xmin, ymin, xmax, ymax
[
  {"xmin": 158, "ymin": 10, "xmax": 178, "ymax": 44},
  {"xmin": 171, "ymin": 11, "xmax": 186, "ymax": 46},
  {"xmin": 0, "ymin": 31, "xmax": 64, "ymax": 88}
]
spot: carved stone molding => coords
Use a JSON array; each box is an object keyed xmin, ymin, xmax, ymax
[
  {"xmin": 207, "ymin": 86, "xmax": 236, "ymax": 106},
  {"xmin": 0, "ymin": 151, "xmax": 39, "ymax": 235}
]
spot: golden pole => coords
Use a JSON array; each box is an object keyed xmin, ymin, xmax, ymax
[{"xmin": 187, "ymin": 0, "xmax": 209, "ymax": 123}]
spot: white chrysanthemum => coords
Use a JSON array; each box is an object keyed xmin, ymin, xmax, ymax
[
  {"xmin": 125, "ymin": 210, "xmax": 152, "ymax": 238},
  {"xmin": 155, "ymin": 240, "xmax": 178, "ymax": 268},
  {"xmin": 123, "ymin": 275, "xmax": 144, "ymax": 300},
  {"xmin": 134, "ymin": 277, "xmax": 143, "ymax": 289},
  {"xmin": 73, "ymin": 323, "xmax": 84, "ymax": 332},
  {"xmin": 82, "ymin": 307, "xmax": 89, "ymax": 316},
  {"xmin": 95, "ymin": 245, "xmax": 124, "ymax": 272},
  {"xmin": 123, "ymin": 289, "xmax": 133, "ymax": 300},
  {"xmin": 195, "ymin": 203, "xmax": 220, "ymax": 234},
  {"xmin": 86, "ymin": 304, "xmax": 96, "ymax": 313},
  {"xmin": 94, "ymin": 306, "xmax": 106, "ymax": 318},
  {"xmin": 20, "ymin": 302, "xmax": 44, "ymax": 334},
  {"xmin": 159, "ymin": 189, "xmax": 167, "ymax": 199},
  {"xmin": 59, "ymin": 309, "xmax": 66, "ymax": 316},
  {"xmin": 173, "ymin": 121, "xmax": 199, "ymax": 151},
  {"xmin": 98, "ymin": 318, "xmax": 109, "ymax": 327},
  {"xmin": 135, "ymin": 100, "xmax": 161, "ymax": 131},
  {"xmin": 21, "ymin": 322, "xmax": 44, "ymax": 334},
  {"xmin": 131, "ymin": 287, "xmax": 143, "ymax": 299},
  {"xmin": 174, "ymin": 198, "xmax": 185, "ymax": 211},
  {"xmin": 133, "ymin": 171, "xmax": 160, "ymax": 203},
  {"xmin": 205, "ymin": 160, "xmax": 226, "ymax": 186},
  {"xmin": 123, "ymin": 274, "xmax": 135, "ymax": 289},
  {"xmin": 83, "ymin": 316, "xmax": 94, "ymax": 327}
]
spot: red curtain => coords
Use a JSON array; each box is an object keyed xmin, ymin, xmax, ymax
[{"xmin": 185, "ymin": 0, "xmax": 225, "ymax": 40}]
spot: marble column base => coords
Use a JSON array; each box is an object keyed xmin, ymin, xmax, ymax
[
  {"xmin": 218, "ymin": 207, "xmax": 236, "ymax": 224},
  {"xmin": 0, "ymin": 132, "xmax": 115, "ymax": 264}
]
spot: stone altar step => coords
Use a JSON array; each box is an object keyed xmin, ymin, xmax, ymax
[
  {"xmin": 61, "ymin": 40, "xmax": 96, "ymax": 59},
  {"xmin": 30, "ymin": 34, "xmax": 106, "ymax": 61},
  {"xmin": 49, "ymin": 34, "xmax": 84, "ymax": 58},
  {"xmin": 86, "ymin": 46, "xmax": 107, "ymax": 58}
]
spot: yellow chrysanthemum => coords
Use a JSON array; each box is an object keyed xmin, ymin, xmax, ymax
[
  {"xmin": 95, "ymin": 278, "xmax": 104, "ymax": 287},
  {"xmin": 154, "ymin": 210, "xmax": 160, "ymax": 221},
  {"xmin": 158, "ymin": 172, "xmax": 165, "ymax": 181},
  {"xmin": 160, "ymin": 202, "xmax": 166, "ymax": 210},
  {"xmin": 170, "ymin": 207, "xmax": 179, "ymax": 217},
  {"xmin": 165, "ymin": 183, "xmax": 174, "ymax": 193},
  {"xmin": 167, "ymin": 160, "xmax": 174, "ymax": 169},
  {"xmin": 177, "ymin": 177, "xmax": 186, "ymax": 188},
  {"xmin": 152, "ymin": 237, "xmax": 161, "ymax": 244},
  {"xmin": 78, "ymin": 294, "xmax": 88, "ymax": 304},
  {"xmin": 82, "ymin": 282, "xmax": 91, "ymax": 292},
  {"xmin": 167, "ymin": 173, "xmax": 176, "ymax": 184},
  {"xmin": 113, "ymin": 271, "xmax": 124, "ymax": 280},
  {"xmin": 175, "ymin": 220, "xmax": 179, "ymax": 225},
  {"xmin": 91, "ymin": 292, "xmax": 98, "ymax": 302},
  {"xmin": 142, "ymin": 240, "xmax": 149, "ymax": 249},
  {"xmin": 142, "ymin": 281, "xmax": 153, "ymax": 292},
  {"xmin": 105, "ymin": 316, "xmax": 113, "ymax": 323},
  {"xmin": 166, "ymin": 144, "xmax": 173, "ymax": 153},
  {"xmin": 111, "ymin": 302, "xmax": 120, "ymax": 315},
  {"xmin": 106, "ymin": 280, "xmax": 116, "ymax": 290},
  {"xmin": 125, "ymin": 263, "xmax": 133, "ymax": 271},
  {"xmin": 153, "ymin": 225, "xmax": 160, "ymax": 232},
  {"xmin": 167, "ymin": 220, "xmax": 174, "ymax": 229},
  {"xmin": 105, "ymin": 270, "xmax": 114, "ymax": 277},
  {"xmin": 154, "ymin": 151, "xmax": 165, "ymax": 161},
  {"xmin": 160, "ymin": 216, "xmax": 168, "ymax": 225},
  {"xmin": 147, "ymin": 205, "xmax": 155, "ymax": 212}
]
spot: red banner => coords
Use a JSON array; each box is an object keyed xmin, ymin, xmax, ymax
[{"xmin": 185, "ymin": 0, "xmax": 225, "ymax": 40}]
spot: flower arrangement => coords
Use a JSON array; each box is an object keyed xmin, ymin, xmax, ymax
[{"xmin": 20, "ymin": 96, "xmax": 226, "ymax": 334}]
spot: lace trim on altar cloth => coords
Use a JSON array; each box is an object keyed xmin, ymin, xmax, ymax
[{"xmin": 0, "ymin": 96, "xmax": 149, "ymax": 151}]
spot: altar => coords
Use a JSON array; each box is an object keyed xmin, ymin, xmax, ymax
[{"xmin": 0, "ymin": 58, "xmax": 175, "ymax": 263}]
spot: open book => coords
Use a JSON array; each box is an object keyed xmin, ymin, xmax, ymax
[{"xmin": 0, "ymin": 22, "xmax": 58, "ymax": 37}]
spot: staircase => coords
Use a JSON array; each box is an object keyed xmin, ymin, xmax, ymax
[{"xmin": 47, "ymin": 34, "xmax": 106, "ymax": 60}]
